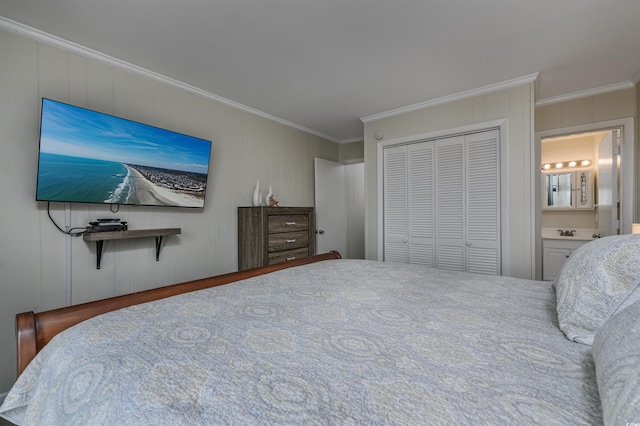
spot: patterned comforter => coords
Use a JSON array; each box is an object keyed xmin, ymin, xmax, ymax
[{"xmin": 0, "ymin": 259, "xmax": 602, "ymax": 425}]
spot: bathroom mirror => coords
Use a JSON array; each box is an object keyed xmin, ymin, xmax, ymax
[
  {"xmin": 542, "ymin": 170, "xmax": 593, "ymax": 210},
  {"xmin": 544, "ymin": 172, "xmax": 573, "ymax": 208}
]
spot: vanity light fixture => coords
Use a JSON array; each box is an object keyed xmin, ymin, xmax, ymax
[{"xmin": 541, "ymin": 159, "xmax": 591, "ymax": 170}]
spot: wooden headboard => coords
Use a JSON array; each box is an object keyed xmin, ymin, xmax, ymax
[{"xmin": 16, "ymin": 251, "xmax": 342, "ymax": 375}]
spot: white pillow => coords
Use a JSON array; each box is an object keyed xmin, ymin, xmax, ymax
[
  {"xmin": 555, "ymin": 234, "xmax": 640, "ymax": 345},
  {"xmin": 592, "ymin": 298, "xmax": 640, "ymax": 424}
]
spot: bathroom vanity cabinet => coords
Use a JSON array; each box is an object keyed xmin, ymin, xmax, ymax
[{"xmin": 542, "ymin": 238, "xmax": 590, "ymax": 281}]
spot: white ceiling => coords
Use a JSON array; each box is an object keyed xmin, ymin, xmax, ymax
[{"xmin": 1, "ymin": 0, "xmax": 639, "ymax": 143}]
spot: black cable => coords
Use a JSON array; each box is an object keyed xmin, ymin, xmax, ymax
[{"xmin": 47, "ymin": 202, "xmax": 85, "ymax": 237}]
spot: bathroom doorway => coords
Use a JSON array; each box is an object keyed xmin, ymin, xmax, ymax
[
  {"xmin": 535, "ymin": 117, "xmax": 635, "ymax": 280},
  {"xmin": 541, "ymin": 129, "xmax": 619, "ymax": 237}
]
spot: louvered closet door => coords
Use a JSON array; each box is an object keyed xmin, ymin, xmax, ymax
[
  {"xmin": 465, "ymin": 130, "xmax": 500, "ymax": 274},
  {"xmin": 383, "ymin": 129, "xmax": 500, "ymax": 273},
  {"xmin": 434, "ymin": 136, "xmax": 465, "ymax": 271},
  {"xmin": 408, "ymin": 142, "xmax": 435, "ymax": 266},
  {"xmin": 383, "ymin": 145, "xmax": 408, "ymax": 263}
]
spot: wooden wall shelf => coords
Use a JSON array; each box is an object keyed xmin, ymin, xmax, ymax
[{"xmin": 83, "ymin": 228, "xmax": 181, "ymax": 269}]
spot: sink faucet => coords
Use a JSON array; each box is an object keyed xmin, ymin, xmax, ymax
[{"xmin": 557, "ymin": 229, "xmax": 576, "ymax": 237}]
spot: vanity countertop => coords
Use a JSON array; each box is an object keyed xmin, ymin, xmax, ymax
[{"xmin": 541, "ymin": 228, "xmax": 598, "ymax": 241}]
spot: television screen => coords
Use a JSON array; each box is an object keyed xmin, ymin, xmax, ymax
[{"xmin": 36, "ymin": 98, "xmax": 212, "ymax": 208}]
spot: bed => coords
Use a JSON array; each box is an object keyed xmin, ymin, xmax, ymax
[{"xmin": 1, "ymin": 236, "xmax": 639, "ymax": 425}]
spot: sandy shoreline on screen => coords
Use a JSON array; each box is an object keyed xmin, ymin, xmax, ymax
[{"xmin": 125, "ymin": 165, "xmax": 204, "ymax": 208}]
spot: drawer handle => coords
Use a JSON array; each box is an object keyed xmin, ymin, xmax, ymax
[
  {"xmin": 286, "ymin": 256, "xmax": 296, "ymax": 261},
  {"xmin": 286, "ymin": 239, "xmax": 296, "ymax": 243},
  {"xmin": 285, "ymin": 222, "xmax": 296, "ymax": 226}
]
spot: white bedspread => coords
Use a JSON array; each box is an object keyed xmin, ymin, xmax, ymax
[{"xmin": 0, "ymin": 259, "xmax": 601, "ymax": 425}]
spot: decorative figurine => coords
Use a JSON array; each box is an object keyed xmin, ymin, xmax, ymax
[
  {"xmin": 265, "ymin": 186, "xmax": 273, "ymax": 206},
  {"xmin": 252, "ymin": 180, "xmax": 261, "ymax": 206}
]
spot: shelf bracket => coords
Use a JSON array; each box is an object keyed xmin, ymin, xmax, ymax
[
  {"xmin": 95, "ymin": 240, "xmax": 104, "ymax": 269},
  {"xmin": 155, "ymin": 236, "xmax": 164, "ymax": 261}
]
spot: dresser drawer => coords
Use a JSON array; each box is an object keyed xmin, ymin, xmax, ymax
[
  {"xmin": 238, "ymin": 207, "xmax": 315, "ymax": 271},
  {"xmin": 268, "ymin": 247, "xmax": 310, "ymax": 265},
  {"xmin": 268, "ymin": 231, "xmax": 309, "ymax": 252},
  {"xmin": 268, "ymin": 215, "xmax": 309, "ymax": 233}
]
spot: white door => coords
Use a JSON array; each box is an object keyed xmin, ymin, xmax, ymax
[
  {"xmin": 383, "ymin": 141, "xmax": 436, "ymax": 266},
  {"xmin": 434, "ymin": 135, "xmax": 465, "ymax": 271},
  {"xmin": 465, "ymin": 130, "xmax": 501, "ymax": 274},
  {"xmin": 408, "ymin": 142, "xmax": 435, "ymax": 266},
  {"xmin": 597, "ymin": 130, "xmax": 619, "ymax": 236},
  {"xmin": 382, "ymin": 146, "xmax": 409, "ymax": 263},
  {"xmin": 314, "ymin": 158, "xmax": 348, "ymax": 257},
  {"xmin": 345, "ymin": 163, "xmax": 366, "ymax": 259}
]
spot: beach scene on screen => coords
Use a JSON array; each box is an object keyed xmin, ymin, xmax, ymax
[{"xmin": 36, "ymin": 99, "xmax": 211, "ymax": 208}]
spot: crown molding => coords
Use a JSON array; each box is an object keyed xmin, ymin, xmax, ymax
[
  {"xmin": 535, "ymin": 81, "xmax": 635, "ymax": 107},
  {"xmin": 0, "ymin": 16, "xmax": 341, "ymax": 143},
  {"xmin": 360, "ymin": 73, "xmax": 539, "ymax": 124},
  {"xmin": 339, "ymin": 137, "xmax": 364, "ymax": 144}
]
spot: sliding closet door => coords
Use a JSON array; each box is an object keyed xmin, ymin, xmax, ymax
[
  {"xmin": 465, "ymin": 130, "xmax": 501, "ymax": 274},
  {"xmin": 434, "ymin": 136, "xmax": 465, "ymax": 270}
]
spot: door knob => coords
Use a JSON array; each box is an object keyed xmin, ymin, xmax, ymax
[
  {"xmin": 316, "ymin": 229, "xmax": 325, "ymax": 234},
  {"xmin": 465, "ymin": 241, "xmax": 472, "ymax": 247}
]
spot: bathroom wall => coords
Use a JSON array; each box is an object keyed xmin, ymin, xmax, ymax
[{"xmin": 541, "ymin": 132, "xmax": 605, "ymax": 229}]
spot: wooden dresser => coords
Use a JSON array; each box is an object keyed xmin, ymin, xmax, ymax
[{"xmin": 238, "ymin": 206, "xmax": 315, "ymax": 271}]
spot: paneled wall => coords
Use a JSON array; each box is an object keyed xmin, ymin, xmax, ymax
[
  {"xmin": 535, "ymin": 88, "xmax": 636, "ymax": 132},
  {"xmin": 636, "ymin": 83, "xmax": 639, "ymax": 221},
  {"xmin": 0, "ymin": 28, "xmax": 338, "ymax": 393},
  {"xmin": 363, "ymin": 83, "xmax": 535, "ymax": 279}
]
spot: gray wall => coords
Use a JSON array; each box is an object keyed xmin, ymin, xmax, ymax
[
  {"xmin": 339, "ymin": 141, "xmax": 364, "ymax": 163},
  {"xmin": 0, "ymin": 28, "xmax": 338, "ymax": 394}
]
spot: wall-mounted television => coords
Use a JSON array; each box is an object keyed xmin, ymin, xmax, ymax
[{"xmin": 36, "ymin": 98, "xmax": 212, "ymax": 208}]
